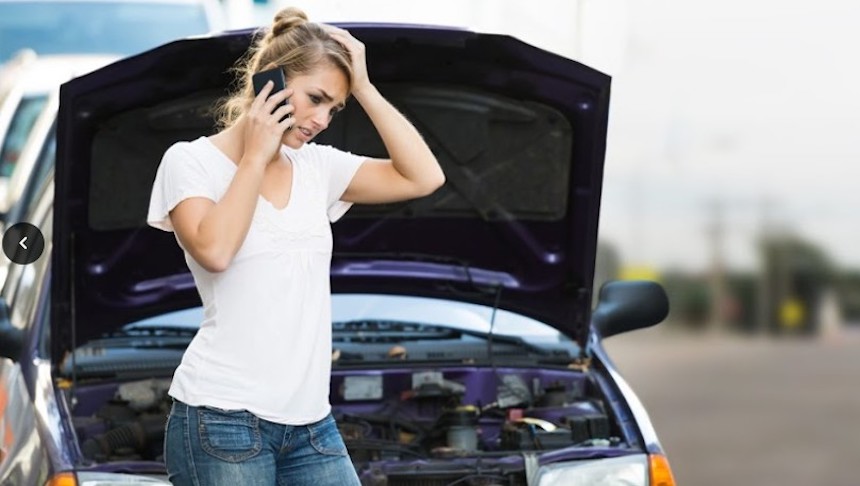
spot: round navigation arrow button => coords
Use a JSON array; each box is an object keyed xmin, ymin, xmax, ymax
[{"xmin": 3, "ymin": 223, "xmax": 45, "ymax": 264}]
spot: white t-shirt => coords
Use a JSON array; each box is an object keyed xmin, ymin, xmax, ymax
[{"xmin": 147, "ymin": 136, "xmax": 365, "ymax": 425}]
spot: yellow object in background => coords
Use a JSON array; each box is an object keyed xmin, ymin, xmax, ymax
[
  {"xmin": 619, "ymin": 265, "xmax": 661, "ymax": 282},
  {"xmin": 779, "ymin": 298, "xmax": 805, "ymax": 329}
]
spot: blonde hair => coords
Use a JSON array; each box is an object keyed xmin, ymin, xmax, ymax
[{"xmin": 215, "ymin": 7, "xmax": 353, "ymax": 128}]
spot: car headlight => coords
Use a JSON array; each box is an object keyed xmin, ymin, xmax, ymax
[
  {"xmin": 537, "ymin": 454, "xmax": 649, "ymax": 486},
  {"xmin": 46, "ymin": 471, "xmax": 172, "ymax": 486}
]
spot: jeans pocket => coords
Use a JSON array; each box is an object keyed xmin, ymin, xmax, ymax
[
  {"xmin": 309, "ymin": 414, "xmax": 348, "ymax": 456},
  {"xmin": 198, "ymin": 407, "xmax": 262, "ymax": 463}
]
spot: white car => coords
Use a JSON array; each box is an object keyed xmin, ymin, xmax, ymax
[{"xmin": 0, "ymin": 55, "xmax": 118, "ymax": 215}]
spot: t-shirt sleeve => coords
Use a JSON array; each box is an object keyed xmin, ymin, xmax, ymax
[
  {"xmin": 147, "ymin": 143, "xmax": 217, "ymax": 232},
  {"xmin": 313, "ymin": 144, "xmax": 367, "ymax": 222}
]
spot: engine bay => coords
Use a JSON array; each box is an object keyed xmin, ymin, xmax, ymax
[
  {"xmin": 330, "ymin": 367, "xmax": 619, "ymax": 463},
  {"xmin": 69, "ymin": 366, "xmax": 623, "ymax": 468}
]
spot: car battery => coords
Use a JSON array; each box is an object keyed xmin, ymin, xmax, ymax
[
  {"xmin": 500, "ymin": 425, "xmax": 575, "ymax": 450},
  {"xmin": 565, "ymin": 414, "xmax": 610, "ymax": 443}
]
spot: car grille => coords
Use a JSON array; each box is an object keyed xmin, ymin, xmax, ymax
[{"xmin": 386, "ymin": 474, "xmax": 527, "ymax": 486}]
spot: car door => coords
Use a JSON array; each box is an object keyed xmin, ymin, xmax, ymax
[
  {"xmin": 0, "ymin": 173, "xmax": 53, "ymax": 484},
  {"xmin": 0, "ymin": 343, "xmax": 30, "ymax": 483}
]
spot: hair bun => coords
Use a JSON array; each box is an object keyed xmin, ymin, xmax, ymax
[{"xmin": 271, "ymin": 7, "xmax": 308, "ymax": 37}]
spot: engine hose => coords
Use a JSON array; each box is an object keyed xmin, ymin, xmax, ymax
[{"xmin": 81, "ymin": 415, "xmax": 166, "ymax": 460}]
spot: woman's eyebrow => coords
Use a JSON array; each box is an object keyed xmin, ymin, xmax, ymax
[{"xmin": 316, "ymin": 88, "xmax": 346, "ymax": 109}]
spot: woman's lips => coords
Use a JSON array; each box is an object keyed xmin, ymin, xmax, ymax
[{"xmin": 297, "ymin": 127, "xmax": 313, "ymax": 141}]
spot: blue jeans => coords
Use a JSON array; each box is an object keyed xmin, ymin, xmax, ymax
[{"xmin": 164, "ymin": 400, "xmax": 361, "ymax": 486}]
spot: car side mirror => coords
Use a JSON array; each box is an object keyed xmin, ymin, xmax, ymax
[
  {"xmin": 592, "ymin": 280, "xmax": 669, "ymax": 339},
  {"xmin": 0, "ymin": 297, "xmax": 23, "ymax": 361}
]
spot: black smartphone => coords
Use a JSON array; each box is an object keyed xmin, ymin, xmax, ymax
[{"xmin": 252, "ymin": 68, "xmax": 289, "ymax": 119}]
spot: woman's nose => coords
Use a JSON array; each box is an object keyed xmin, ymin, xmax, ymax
[{"xmin": 311, "ymin": 109, "xmax": 330, "ymax": 130}]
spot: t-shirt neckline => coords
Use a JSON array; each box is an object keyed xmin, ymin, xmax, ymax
[{"xmin": 199, "ymin": 136, "xmax": 296, "ymax": 213}]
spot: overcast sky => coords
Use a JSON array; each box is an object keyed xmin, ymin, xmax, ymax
[
  {"xmin": 600, "ymin": 0, "xmax": 860, "ymax": 272},
  {"xmin": 270, "ymin": 0, "xmax": 860, "ymax": 272}
]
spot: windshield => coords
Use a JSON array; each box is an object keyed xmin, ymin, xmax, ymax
[
  {"xmin": 0, "ymin": 1, "xmax": 211, "ymax": 63},
  {"xmin": 122, "ymin": 294, "xmax": 569, "ymax": 347},
  {"xmin": 63, "ymin": 294, "xmax": 575, "ymax": 377},
  {"xmin": 0, "ymin": 94, "xmax": 47, "ymax": 177}
]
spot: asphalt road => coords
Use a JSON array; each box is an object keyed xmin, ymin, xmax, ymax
[{"xmin": 603, "ymin": 325, "xmax": 860, "ymax": 486}]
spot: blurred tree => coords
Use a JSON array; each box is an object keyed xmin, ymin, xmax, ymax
[
  {"xmin": 725, "ymin": 272, "xmax": 757, "ymax": 332},
  {"xmin": 592, "ymin": 240, "xmax": 621, "ymax": 308},
  {"xmin": 759, "ymin": 235, "xmax": 834, "ymax": 335},
  {"xmin": 835, "ymin": 270, "xmax": 860, "ymax": 325},
  {"xmin": 660, "ymin": 271, "xmax": 710, "ymax": 330}
]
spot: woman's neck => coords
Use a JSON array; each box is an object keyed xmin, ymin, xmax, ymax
[
  {"xmin": 209, "ymin": 119, "xmax": 246, "ymax": 165},
  {"xmin": 210, "ymin": 117, "xmax": 288, "ymax": 167}
]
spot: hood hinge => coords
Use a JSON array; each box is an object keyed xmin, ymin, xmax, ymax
[
  {"xmin": 573, "ymin": 285, "xmax": 592, "ymax": 357},
  {"xmin": 567, "ymin": 356, "xmax": 592, "ymax": 372}
]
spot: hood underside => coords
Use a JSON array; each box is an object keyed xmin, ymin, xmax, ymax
[{"xmin": 54, "ymin": 24, "xmax": 611, "ymax": 359}]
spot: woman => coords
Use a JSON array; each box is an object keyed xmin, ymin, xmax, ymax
[{"xmin": 146, "ymin": 7, "xmax": 444, "ymax": 485}]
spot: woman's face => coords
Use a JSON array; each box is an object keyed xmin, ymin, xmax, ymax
[{"xmin": 280, "ymin": 64, "xmax": 349, "ymax": 149}]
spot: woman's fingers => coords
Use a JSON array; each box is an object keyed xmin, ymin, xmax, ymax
[
  {"xmin": 261, "ymin": 88, "xmax": 293, "ymax": 115},
  {"xmin": 277, "ymin": 112, "xmax": 295, "ymax": 131},
  {"xmin": 321, "ymin": 24, "xmax": 349, "ymax": 36},
  {"xmin": 271, "ymin": 101, "xmax": 295, "ymax": 124},
  {"xmin": 323, "ymin": 26, "xmax": 370, "ymax": 89},
  {"xmin": 323, "ymin": 25, "xmax": 362, "ymax": 51},
  {"xmin": 249, "ymin": 87, "xmax": 293, "ymax": 130},
  {"xmin": 251, "ymin": 80, "xmax": 274, "ymax": 109},
  {"xmin": 330, "ymin": 32, "xmax": 363, "ymax": 53}
]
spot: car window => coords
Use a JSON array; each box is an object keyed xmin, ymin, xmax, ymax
[
  {"xmin": 0, "ymin": 1, "xmax": 211, "ymax": 63},
  {"xmin": 1, "ymin": 91, "xmax": 56, "ymax": 218},
  {"xmin": 0, "ymin": 95, "xmax": 47, "ymax": 178},
  {"xmin": 14, "ymin": 124, "xmax": 55, "ymax": 220}
]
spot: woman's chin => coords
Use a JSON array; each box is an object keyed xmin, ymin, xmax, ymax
[{"xmin": 282, "ymin": 132, "xmax": 304, "ymax": 149}]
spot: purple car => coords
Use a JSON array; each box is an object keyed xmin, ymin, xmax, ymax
[{"xmin": 0, "ymin": 24, "xmax": 676, "ymax": 485}]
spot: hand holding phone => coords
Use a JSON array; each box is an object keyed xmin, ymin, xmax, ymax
[{"xmin": 252, "ymin": 68, "xmax": 290, "ymax": 122}]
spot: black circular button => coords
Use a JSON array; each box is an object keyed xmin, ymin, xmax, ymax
[{"xmin": 3, "ymin": 223, "xmax": 45, "ymax": 265}]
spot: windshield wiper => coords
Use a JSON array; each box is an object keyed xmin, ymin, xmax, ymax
[
  {"xmin": 333, "ymin": 320, "xmax": 559, "ymax": 358},
  {"xmin": 81, "ymin": 326, "xmax": 198, "ymax": 350},
  {"xmin": 333, "ymin": 320, "xmax": 460, "ymax": 343},
  {"xmin": 106, "ymin": 325, "xmax": 198, "ymax": 339}
]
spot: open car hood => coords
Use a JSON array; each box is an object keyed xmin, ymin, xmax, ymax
[{"xmin": 54, "ymin": 25, "xmax": 611, "ymax": 360}]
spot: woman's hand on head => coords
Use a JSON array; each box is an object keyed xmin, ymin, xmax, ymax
[
  {"xmin": 242, "ymin": 82, "xmax": 294, "ymax": 167},
  {"xmin": 323, "ymin": 25, "xmax": 371, "ymax": 94}
]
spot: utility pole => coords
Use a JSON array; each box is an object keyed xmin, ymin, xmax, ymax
[
  {"xmin": 707, "ymin": 199, "xmax": 726, "ymax": 331},
  {"xmin": 756, "ymin": 198, "xmax": 773, "ymax": 334}
]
